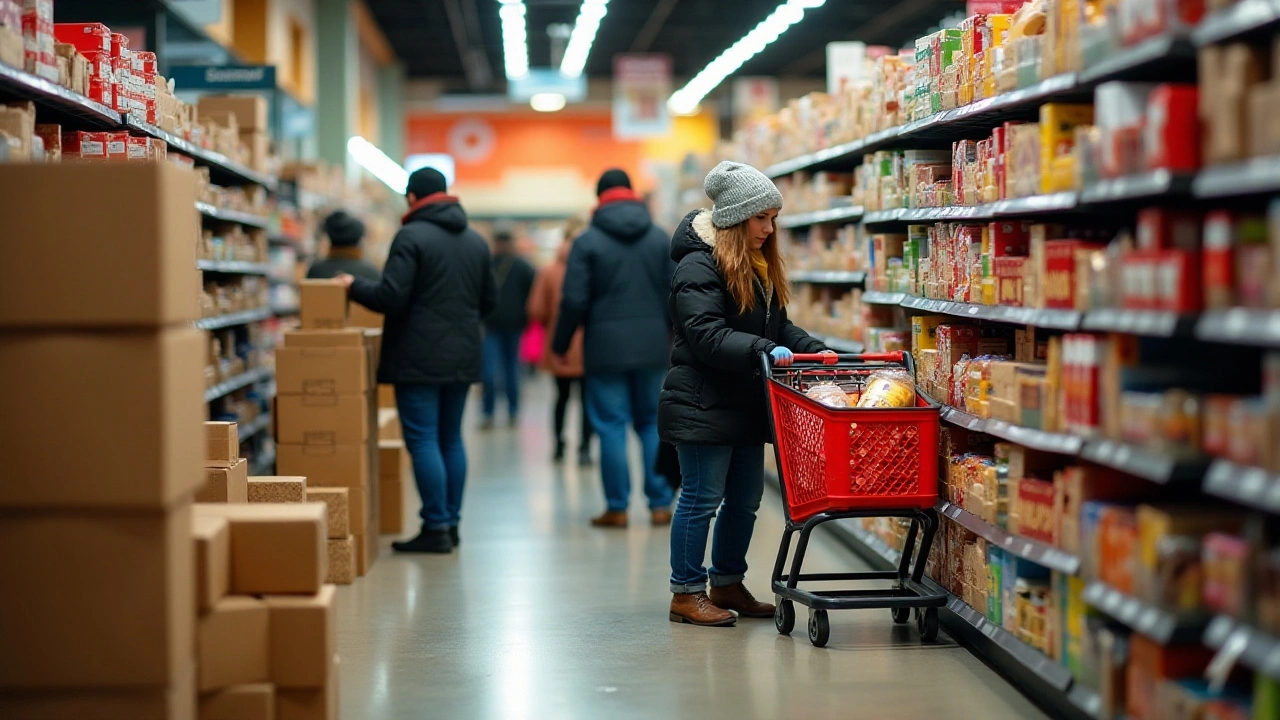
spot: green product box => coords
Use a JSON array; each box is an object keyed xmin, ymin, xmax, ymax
[{"xmin": 986, "ymin": 545, "xmax": 1003, "ymax": 625}]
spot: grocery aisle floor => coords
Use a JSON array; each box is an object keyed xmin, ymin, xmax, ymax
[{"xmin": 335, "ymin": 377, "xmax": 1049, "ymax": 720}]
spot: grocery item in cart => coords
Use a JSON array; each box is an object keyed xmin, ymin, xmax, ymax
[
  {"xmin": 856, "ymin": 368, "xmax": 917, "ymax": 408},
  {"xmin": 805, "ymin": 382, "xmax": 850, "ymax": 408}
]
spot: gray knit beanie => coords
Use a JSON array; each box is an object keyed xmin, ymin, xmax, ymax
[{"xmin": 704, "ymin": 160, "xmax": 784, "ymax": 228}]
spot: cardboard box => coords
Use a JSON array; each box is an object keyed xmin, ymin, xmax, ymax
[
  {"xmin": 194, "ymin": 504, "xmax": 327, "ymax": 595},
  {"xmin": 0, "ymin": 505, "xmax": 194, "ymax": 687},
  {"xmin": 379, "ymin": 477, "xmax": 403, "ymax": 534},
  {"xmin": 199, "ymin": 458, "xmax": 250, "ymax": 503},
  {"xmin": 378, "ymin": 384, "xmax": 396, "ymax": 408},
  {"xmin": 278, "ymin": 443, "xmax": 369, "ymax": 489},
  {"xmin": 241, "ymin": 129, "xmax": 269, "ymax": 172},
  {"xmin": 198, "ymin": 596, "xmax": 270, "ymax": 692},
  {"xmin": 276, "ymin": 347, "xmax": 369, "ymax": 396},
  {"xmin": 263, "ymin": 585, "xmax": 336, "ymax": 688},
  {"xmin": 378, "ymin": 439, "xmax": 406, "ymax": 478},
  {"xmin": 0, "ymin": 663, "xmax": 196, "ymax": 720},
  {"xmin": 198, "ymin": 94, "xmax": 268, "ymax": 131},
  {"xmin": 326, "ymin": 536, "xmax": 355, "ymax": 584},
  {"xmin": 276, "ymin": 655, "xmax": 338, "ymax": 720},
  {"xmin": 355, "ymin": 531, "xmax": 376, "ymax": 576},
  {"xmin": 198, "ymin": 683, "xmax": 274, "ymax": 720},
  {"xmin": 205, "ymin": 421, "xmax": 240, "ymax": 467},
  {"xmin": 0, "ymin": 26, "xmax": 23, "ymax": 69},
  {"xmin": 283, "ymin": 329, "xmax": 366, "ymax": 348},
  {"xmin": 0, "ymin": 162, "xmax": 200, "ymax": 327},
  {"xmin": 299, "ymin": 280, "xmax": 348, "ymax": 329},
  {"xmin": 276, "ymin": 395, "xmax": 371, "ymax": 445},
  {"xmin": 248, "ymin": 476, "xmax": 308, "ymax": 503},
  {"xmin": 378, "ymin": 408, "xmax": 401, "ymax": 440},
  {"xmin": 193, "ymin": 514, "xmax": 230, "ymax": 614},
  {"xmin": 0, "ymin": 100, "xmax": 34, "ymax": 160},
  {"xmin": 307, "ymin": 487, "xmax": 350, "ymax": 539}
]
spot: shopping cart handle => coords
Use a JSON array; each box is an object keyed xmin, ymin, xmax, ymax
[{"xmin": 791, "ymin": 351, "xmax": 905, "ymax": 365}]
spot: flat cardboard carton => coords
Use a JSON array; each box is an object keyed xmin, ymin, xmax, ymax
[
  {"xmin": 198, "ymin": 683, "xmax": 274, "ymax": 720},
  {"xmin": 276, "ymin": 347, "xmax": 369, "ymax": 396},
  {"xmin": 264, "ymin": 585, "xmax": 337, "ymax": 688},
  {"xmin": 278, "ymin": 443, "xmax": 369, "ymax": 489},
  {"xmin": 378, "ymin": 408, "xmax": 402, "ymax": 440},
  {"xmin": 378, "ymin": 439, "xmax": 407, "ymax": 480},
  {"xmin": 379, "ymin": 477, "xmax": 403, "ymax": 534},
  {"xmin": 276, "ymin": 394, "xmax": 371, "ymax": 445},
  {"xmin": 194, "ymin": 503, "xmax": 327, "ymax": 595},
  {"xmin": 198, "ymin": 94, "xmax": 268, "ymax": 131},
  {"xmin": 299, "ymin": 280, "xmax": 348, "ymax": 329},
  {"xmin": 0, "ymin": 328, "xmax": 205, "ymax": 509},
  {"xmin": 326, "ymin": 536, "xmax": 355, "ymax": 584},
  {"xmin": 198, "ymin": 458, "xmax": 250, "ymax": 503},
  {"xmin": 248, "ymin": 476, "xmax": 308, "ymax": 503},
  {"xmin": 284, "ymin": 329, "xmax": 366, "ymax": 348},
  {"xmin": 198, "ymin": 596, "xmax": 270, "ymax": 692},
  {"xmin": 347, "ymin": 304, "xmax": 382, "ymax": 329},
  {"xmin": 0, "ymin": 663, "xmax": 196, "ymax": 720},
  {"xmin": 193, "ymin": 514, "xmax": 230, "ymax": 614},
  {"xmin": 0, "ymin": 162, "xmax": 199, "ymax": 327},
  {"xmin": 0, "ymin": 505, "xmax": 194, "ymax": 687},
  {"xmin": 205, "ymin": 421, "xmax": 240, "ymax": 467},
  {"xmin": 307, "ymin": 487, "xmax": 350, "ymax": 538},
  {"xmin": 276, "ymin": 654, "xmax": 339, "ymax": 720}
]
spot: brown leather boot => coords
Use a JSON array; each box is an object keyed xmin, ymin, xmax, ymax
[
  {"xmin": 710, "ymin": 583, "xmax": 776, "ymax": 618},
  {"xmin": 651, "ymin": 509, "xmax": 673, "ymax": 526},
  {"xmin": 590, "ymin": 510, "xmax": 628, "ymax": 528},
  {"xmin": 669, "ymin": 592, "xmax": 736, "ymax": 627}
]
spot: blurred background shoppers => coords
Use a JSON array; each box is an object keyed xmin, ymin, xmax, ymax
[
  {"xmin": 306, "ymin": 210, "xmax": 380, "ymax": 281},
  {"xmin": 337, "ymin": 167, "xmax": 496, "ymax": 554},
  {"xmin": 553, "ymin": 169, "xmax": 674, "ymax": 528},
  {"xmin": 528, "ymin": 217, "xmax": 593, "ymax": 466},
  {"xmin": 660, "ymin": 161, "xmax": 829, "ymax": 626},
  {"xmin": 481, "ymin": 228, "xmax": 536, "ymax": 428}
]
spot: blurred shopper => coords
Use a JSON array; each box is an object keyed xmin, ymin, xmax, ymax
[
  {"xmin": 306, "ymin": 210, "xmax": 380, "ymax": 281},
  {"xmin": 661, "ymin": 161, "xmax": 829, "ymax": 626},
  {"xmin": 336, "ymin": 168, "xmax": 496, "ymax": 554},
  {"xmin": 553, "ymin": 169, "xmax": 674, "ymax": 528},
  {"xmin": 481, "ymin": 229, "xmax": 536, "ymax": 428},
  {"xmin": 528, "ymin": 217, "xmax": 593, "ymax": 466}
]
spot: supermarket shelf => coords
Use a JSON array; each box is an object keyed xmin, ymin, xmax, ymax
[
  {"xmin": 941, "ymin": 405, "xmax": 1084, "ymax": 455},
  {"xmin": 1080, "ymin": 439, "xmax": 1209, "ymax": 485},
  {"xmin": 125, "ymin": 117, "xmax": 276, "ymax": 189},
  {"xmin": 195, "ymin": 307, "xmax": 273, "ymax": 330},
  {"xmin": 1082, "ymin": 581, "xmax": 1208, "ymax": 645},
  {"xmin": 1196, "ymin": 308, "xmax": 1280, "ymax": 348},
  {"xmin": 1193, "ymin": 156, "xmax": 1280, "ymax": 198},
  {"xmin": 196, "ymin": 202, "xmax": 271, "ymax": 229},
  {"xmin": 1077, "ymin": 169, "xmax": 1193, "ymax": 204},
  {"xmin": 901, "ymin": 295, "xmax": 1083, "ymax": 330},
  {"xmin": 938, "ymin": 501, "xmax": 1081, "ymax": 575},
  {"xmin": 1080, "ymin": 308, "xmax": 1197, "ymax": 337},
  {"xmin": 237, "ymin": 413, "xmax": 272, "ymax": 442},
  {"xmin": 791, "ymin": 270, "xmax": 866, "ymax": 285},
  {"xmin": 777, "ymin": 206, "xmax": 865, "ymax": 229},
  {"xmin": 204, "ymin": 366, "xmax": 273, "ymax": 403},
  {"xmin": 1203, "ymin": 615, "xmax": 1280, "ymax": 681},
  {"xmin": 819, "ymin": 335, "xmax": 865, "ymax": 354},
  {"xmin": 0, "ymin": 61, "xmax": 120, "ymax": 128},
  {"xmin": 990, "ymin": 191, "xmax": 1081, "ymax": 215},
  {"xmin": 196, "ymin": 259, "xmax": 271, "ymax": 275},
  {"xmin": 249, "ymin": 446, "xmax": 276, "ymax": 476},
  {"xmin": 1193, "ymin": 0, "xmax": 1280, "ymax": 46},
  {"xmin": 1077, "ymin": 33, "xmax": 1196, "ymax": 85},
  {"xmin": 861, "ymin": 291, "xmax": 906, "ymax": 305},
  {"xmin": 1065, "ymin": 685, "xmax": 1105, "ymax": 720},
  {"xmin": 273, "ymin": 304, "xmax": 301, "ymax": 316},
  {"xmin": 1203, "ymin": 459, "xmax": 1280, "ymax": 514}
]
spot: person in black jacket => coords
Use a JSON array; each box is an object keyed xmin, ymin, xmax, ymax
[
  {"xmin": 335, "ymin": 168, "xmax": 496, "ymax": 554},
  {"xmin": 660, "ymin": 161, "xmax": 829, "ymax": 627},
  {"xmin": 553, "ymin": 169, "xmax": 675, "ymax": 528},
  {"xmin": 306, "ymin": 210, "xmax": 380, "ymax": 281},
  {"xmin": 481, "ymin": 229, "xmax": 536, "ymax": 428}
]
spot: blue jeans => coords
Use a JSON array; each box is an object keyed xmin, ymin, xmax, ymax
[
  {"xmin": 669, "ymin": 444, "xmax": 765, "ymax": 594},
  {"xmin": 395, "ymin": 383, "xmax": 470, "ymax": 529},
  {"xmin": 481, "ymin": 329, "xmax": 522, "ymax": 419},
  {"xmin": 585, "ymin": 368, "xmax": 672, "ymax": 512}
]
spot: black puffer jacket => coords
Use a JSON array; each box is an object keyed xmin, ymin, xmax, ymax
[
  {"xmin": 658, "ymin": 209, "xmax": 826, "ymax": 446},
  {"xmin": 552, "ymin": 197, "xmax": 673, "ymax": 374},
  {"xmin": 349, "ymin": 198, "xmax": 496, "ymax": 384}
]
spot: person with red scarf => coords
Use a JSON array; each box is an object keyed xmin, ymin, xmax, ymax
[
  {"xmin": 552, "ymin": 169, "xmax": 675, "ymax": 528},
  {"xmin": 335, "ymin": 168, "xmax": 496, "ymax": 554}
]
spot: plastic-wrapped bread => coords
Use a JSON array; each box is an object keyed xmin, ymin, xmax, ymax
[
  {"xmin": 856, "ymin": 368, "xmax": 917, "ymax": 408},
  {"xmin": 805, "ymin": 382, "xmax": 850, "ymax": 408}
]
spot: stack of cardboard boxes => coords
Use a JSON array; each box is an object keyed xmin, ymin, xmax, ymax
[
  {"xmin": 200, "ymin": 422, "xmax": 249, "ymax": 502},
  {"xmin": 197, "ymin": 94, "xmax": 270, "ymax": 175},
  {"xmin": 379, "ymin": 440, "xmax": 407, "ymax": 534},
  {"xmin": 0, "ymin": 161, "xmax": 203, "ymax": 716}
]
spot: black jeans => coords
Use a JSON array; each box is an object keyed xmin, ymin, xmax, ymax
[{"xmin": 554, "ymin": 377, "xmax": 592, "ymax": 451}]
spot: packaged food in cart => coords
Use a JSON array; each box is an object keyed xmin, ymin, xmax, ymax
[{"xmin": 857, "ymin": 367, "xmax": 917, "ymax": 408}]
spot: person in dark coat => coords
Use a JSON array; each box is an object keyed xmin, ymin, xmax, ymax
[
  {"xmin": 552, "ymin": 168, "xmax": 675, "ymax": 528},
  {"xmin": 661, "ymin": 161, "xmax": 829, "ymax": 627},
  {"xmin": 335, "ymin": 167, "xmax": 496, "ymax": 554},
  {"xmin": 306, "ymin": 210, "xmax": 381, "ymax": 281},
  {"xmin": 481, "ymin": 229, "xmax": 536, "ymax": 428}
]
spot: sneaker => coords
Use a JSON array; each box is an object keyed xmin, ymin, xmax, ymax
[
  {"xmin": 449, "ymin": 526, "xmax": 460, "ymax": 547},
  {"xmin": 391, "ymin": 528, "xmax": 453, "ymax": 554}
]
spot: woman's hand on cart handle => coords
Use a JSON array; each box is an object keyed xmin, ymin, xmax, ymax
[
  {"xmin": 769, "ymin": 346, "xmax": 794, "ymax": 367},
  {"xmin": 789, "ymin": 351, "xmax": 907, "ymax": 365}
]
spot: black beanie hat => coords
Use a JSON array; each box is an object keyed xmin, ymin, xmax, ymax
[
  {"xmin": 596, "ymin": 168, "xmax": 631, "ymax": 197},
  {"xmin": 406, "ymin": 167, "xmax": 448, "ymax": 199},
  {"xmin": 323, "ymin": 210, "xmax": 365, "ymax": 247}
]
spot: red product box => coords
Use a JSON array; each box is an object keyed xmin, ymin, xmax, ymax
[
  {"xmin": 105, "ymin": 131, "xmax": 129, "ymax": 161},
  {"xmin": 1156, "ymin": 249, "xmax": 1203, "ymax": 313},
  {"xmin": 1016, "ymin": 476, "xmax": 1057, "ymax": 543},
  {"xmin": 1144, "ymin": 83, "xmax": 1200, "ymax": 173},
  {"xmin": 1045, "ymin": 240, "xmax": 1106, "ymax": 309},
  {"xmin": 61, "ymin": 130, "xmax": 106, "ymax": 160},
  {"xmin": 1202, "ymin": 211, "xmax": 1237, "ymax": 308},
  {"xmin": 53, "ymin": 22, "xmax": 111, "ymax": 55},
  {"xmin": 83, "ymin": 51, "xmax": 112, "ymax": 81},
  {"xmin": 135, "ymin": 50, "xmax": 157, "ymax": 74},
  {"xmin": 126, "ymin": 135, "xmax": 150, "ymax": 161},
  {"xmin": 1121, "ymin": 251, "xmax": 1160, "ymax": 310},
  {"xmin": 993, "ymin": 256, "xmax": 1028, "ymax": 306},
  {"xmin": 87, "ymin": 76, "xmax": 113, "ymax": 109},
  {"xmin": 989, "ymin": 220, "xmax": 1030, "ymax": 257},
  {"xmin": 110, "ymin": 31, "xmax": 128, "ymax": 59},
  {"xmin": 1099, "ymin": 505, "xmax": 1138, "ymax": 594},
  {"xmin": 1136, "ymin": 208, "xmax": 1201, "ymax": 250}
]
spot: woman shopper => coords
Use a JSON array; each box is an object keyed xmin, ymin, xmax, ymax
[
  {"xmin": 336, "ymin": 167, "xmax": 496, "ymax": 554},
  {"xmin": 527, "ymin": 217, "xmax": 593, "ymax": 465},
  {"xmin": 660, "ymin": 161, "xmax": 830, "ymax": 627}
]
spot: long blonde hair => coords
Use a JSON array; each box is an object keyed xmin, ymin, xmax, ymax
[{"xmin": 713, "ymin": 220, "xmax": 789, "ymax": 314}]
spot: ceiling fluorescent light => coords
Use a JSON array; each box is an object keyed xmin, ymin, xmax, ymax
[
  {"xmin": 560, "ymin": 0, "xmax": 608, "ymax": 78},
  {"xmin": 347, "ymin": 136, "xmax": 409, "ymax": 194},
  {"xmin": 499, "ymin": 0, "xmax": 529, "ymax": 79},
  {"xmin": 668, "ymin": 0, "xmax": 825, "ymax": 115},
  {"xmin": 530, "ymin": 92, "xmax": 567, "ymax": 112}
]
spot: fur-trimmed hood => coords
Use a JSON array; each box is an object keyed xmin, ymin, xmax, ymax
[{"xmin": 671, "ymin": 208, "xmax": 717, "ymax": 262}]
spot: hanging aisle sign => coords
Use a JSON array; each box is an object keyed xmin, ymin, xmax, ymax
[{"xmin": 612, "ymin": 54, "xmax": 671, "ymax": 140}]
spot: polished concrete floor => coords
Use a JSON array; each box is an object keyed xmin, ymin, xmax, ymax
[{"xmin": 336, "ymin": 377, "xmax": 1049, "ymax": 720}]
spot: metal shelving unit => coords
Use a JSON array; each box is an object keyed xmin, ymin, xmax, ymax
[
  {"xmin": 195, "ymin": 307, "xmax": 273, "ymax": 330},
  {"xmin": 790, "ymin": 270, "xmax": 866, "ymax": 285},
  {"xmin": 196, "ymin": 259, "xmax": 272, "ymax": 275},
  {"xmin": 127, "ymin": 117, "xmax": 276, "ymax": 189},
  {"xmin": 0, "ymin": 61, "xmax": 120, "ymax": 127},
  {"xmin": 1203, "ymin": 459, "xmax": 1280, "ymax": 514},
  {"xmin": 204, "ymin": 366, "xmax": 273, "ymax": 403},
  {"xmin": 196, "ymin": 202, "xmax": 272, "ymax": 230},
  {"xmin": 1204, "ymin": 615, "xmax": 1280, "ymax": 680},
  {"xmin": 937, "ymin": 501, "xmax": 1081, "ymax": 575},
  {"xmin": 777, "ymin": 206, "xmax": 865, "ymax": 229},
  {"xmin": 1082, "ymin": 581, "xmax": 1209, "ymax": 645}
]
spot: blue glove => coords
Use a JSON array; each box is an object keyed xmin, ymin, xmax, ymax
[{"xmin": 770, "ymin": 346, "xmax": 794, "ymax": 367}]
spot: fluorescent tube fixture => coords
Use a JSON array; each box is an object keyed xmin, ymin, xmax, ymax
[
  {"xmin": 668, "ymin": 0, "xmax": 825, "ymax": 115},
  {"xmin": 347, "ymin": 136, "xmax": 409, "ymax": 194},
  {"xmin": 530, "ymin": 92, "xmax": 567, "ymax": 112},
  {"xmin": 560, "ymin": 0, "xmax": 608, "ymax": 78},
  {"xmin": 499, "ymin": 0, "xmax": 529, "ymax": 79}
]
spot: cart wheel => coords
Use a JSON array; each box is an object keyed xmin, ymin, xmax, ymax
[
  {"xmin": 775, "ymin": 599, "xmax": 795, "ymax": 635},
  {"xmin": 891, "ymin": 606, "xmax": 911, "ymax": 624},
  {"xmin": 918, "ymin": 608, "xmax": 939, "ymax": 643},
  {"xmin": 808, "ymin": 609, "xmax": 830, "ymax": 648}
]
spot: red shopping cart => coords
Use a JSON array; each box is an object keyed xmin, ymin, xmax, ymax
[{"xmin": 763, "ymin": 350, "xmax": 947, "ymax": 648}]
